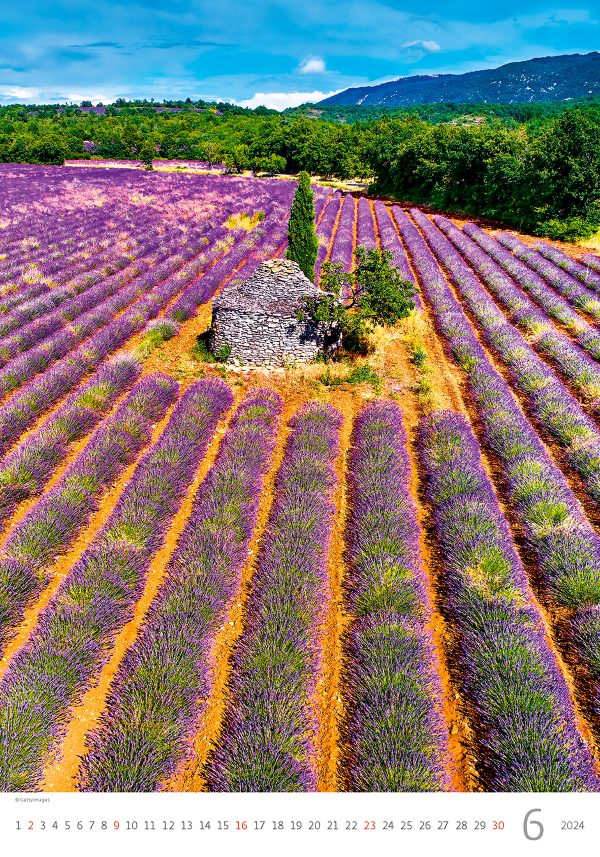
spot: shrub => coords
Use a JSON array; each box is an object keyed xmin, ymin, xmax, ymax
[
  {"xmin": 412, "ymin": 345, "xmax": 428, "ymax": 366},
  {"xmin": 191, "ymin": 335, "xmax": 231, "ymax": 364},
  {"xmin": 299, "ymin": 246, "xmax": 415, "ymax": 355}
]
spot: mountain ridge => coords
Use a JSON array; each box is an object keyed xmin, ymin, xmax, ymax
[{"xmin": 319, "ymin": 52, "xmax": 600, "ymax": 106}]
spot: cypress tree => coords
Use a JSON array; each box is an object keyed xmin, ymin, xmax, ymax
[{"xmin": 286, "ymin": 171, "xmax": 318, "ymax": 281}]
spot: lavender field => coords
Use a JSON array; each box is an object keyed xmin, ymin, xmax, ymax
[{"xmin": 2, "ymin": 161, "xmax": 600, "ymax": 793}]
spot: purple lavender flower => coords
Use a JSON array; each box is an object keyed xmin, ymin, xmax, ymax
[
  {"xmin": 0, "ymin": 377, "xmax": 233, "ymax": 791},
  {"xmin": 0, "ymin": 374, "xmax": 177, "ymax": 655},
  {"xmin": 78, "ymin": 389, "xmax": 282, "ymax": 792},
  {"xmin": 343, "ymin": 400, "xmax": 450, "ymax": 791},
  {"xmin": 207, "ymin": 401, "xmax": 342, "ymax": 792},
  {"xmin": 419, "ymin": 410, "xmax": 599, "ymax": 791}
]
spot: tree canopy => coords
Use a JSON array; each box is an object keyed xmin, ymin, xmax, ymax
[
  {"xmin": 0, "ymin": 98, "xmax": 598, "ymax": 240},
  {"xmin": 298, "ymin": 246, "xmax": 416, "ymax": 354}
]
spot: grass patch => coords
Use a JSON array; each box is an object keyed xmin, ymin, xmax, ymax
[
  {"xmin": 137, "ymin": 319, "xmax": 179, "ymax": 358},
  {"xmin": 319, "ymin": 362, "xmax": 381, "ymax": 391},
  {"xmin": 225, "ymin": 211, "xmax": 265, "ymax": 231},
  {"xmin": 191, "ymin": 334, "xmax": 231, "ymax": 364}
]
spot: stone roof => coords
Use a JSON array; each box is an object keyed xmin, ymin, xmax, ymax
[{"xmin": 213, "ymin": 258, "xmax": 321, "ymax": 319}]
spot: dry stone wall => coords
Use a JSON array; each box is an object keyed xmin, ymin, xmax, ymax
[{"xmin": 210, "ymin": 258, "xmax": 337, "ymax": 366}]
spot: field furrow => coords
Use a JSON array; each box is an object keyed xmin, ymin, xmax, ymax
[
  {"xmin": 0, "ymin": 377, "xmax": 231, "ymax": 790},
  {"xmin": 1, "ymin": 162, "xmax": 598, "ymax": 794},
  {"xmin": 77, "ymin": 389, "xmax": 282, "ymax": 791}
]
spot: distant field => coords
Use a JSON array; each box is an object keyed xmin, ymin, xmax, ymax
[{"xmin": 1, "ymin": 162, "xmax": 600, "ymax": 793}]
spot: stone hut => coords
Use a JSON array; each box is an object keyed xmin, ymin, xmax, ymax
[{"xmin": 210, "ymin": 258, "xmax": 337, "ymax": 366}]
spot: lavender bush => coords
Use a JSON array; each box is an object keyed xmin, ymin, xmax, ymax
[
  {"xmin": 0, "ymin": 376, "xmax": 233, "ymax": 791},
  {"xmin": 0, "ymin": 374, "xmax": 177, "ymax": 653},
  {"xmin": 410, "ymin": 210, "xmax": 600, "ymax": 507},
  {"xmin": 494, "ymin": 232, "xmax": 600, "ymax": 319},
  {"xmin": 0, "ymin": 355, "xmax": 140, "ymax": 526},
  {"xmin": 343, "ymin": 400, "xmax": 450, "ymax": 791},
  {"xmin": 420, "ymin": 410, "xmax": 599, "ymax": 791},
  {"xmin": 435, "ymin": 217, "xmax": 600, "ymax": 403},
  {"xmin": 78, "ymin": 388, "xmax": 282, "ymax": 791},
  {"xmin": 534, "ymin": 241, "xmax": 600, "ymax": 292},
  {"xmin": 355, "ymin": 197, "xmax": 377, "ymax": 250},
  {"xmin": 207, "ymin": 402, "xmax": 342, "ymax": 791}
]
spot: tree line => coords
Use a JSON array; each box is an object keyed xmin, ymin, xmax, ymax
[{"xmin": 0, "ymin": 99, "xmax": 598, "ymax": 240}]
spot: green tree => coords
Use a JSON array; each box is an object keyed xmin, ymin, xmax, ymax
[
  {"xmin": 138, "ymin": 140, "xmax": 156, "ymax": 169},
  {"xmin": 253, "ymin": 153, "xmax": 286, "ymax": 175},
  {"xmin": 526, "ymin": 109, "xmax": 600, "ymax": 239},
  {"xmin": 354, "ymin": 246, "xmax": 415, "ymax": 324},
  {"xmin": 29, "ymin": 136, "xmax": 66, "ymax": 165},
  {"xmin": 298, "ymin": 246, "xmax": 415, "ymax": 355},
  {"xmin": 223, "ymin": 143, "xmax": 250, "ymax": 173},
  {"xmin": 286, "ymin": 171, "xmax": 318, "ymax": 281}
]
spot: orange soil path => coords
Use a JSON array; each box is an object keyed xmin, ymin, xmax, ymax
[
  {"xmin": 0, "ymin": 402, "xmax": 177, "ymax": 684},
  {"xmin": 0, "ymin": 383, "xmax": 134, "ymax": 548},
  {"xmin": 387, "ymin": 206, "xmax": 480, "ymax": 416},
  {"xmin": 368, "ymin": 199, "xmax": 381, "ymax": 250},
  {"xmin": 314, "ymin": 393, "xmax": 354, "ymax": 791},
  {"xmin": 324, "ymin": 195, "xmax": 344, "ymax": 265},
  {"xmin": 164, "ymin": 399, "xmax": 296, "ymax": 792},
  {"xmin": 41, "ymin": 391, "xmax": 243, "ymax": 791},
  {"xmin": 372, "ymin": 310, "xmax": 473, "ymax": 791}
]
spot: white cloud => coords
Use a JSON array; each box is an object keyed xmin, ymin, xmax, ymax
[
  {"xmin": 0, "ymin": 86, "xmax": 39, "ymax": 99},
  {"xmin": 402, "ymin": 39, "xmax": 441, "ymax": 52},
  {"xmin": 297, "ymin": 55, "xmax": 327, "ymax": 74},
  {"xmin": 237, "ymin": 90, "xmax": 340, "ymax": 110},
  {"xmin": 65, "ymin": 91, "xmax": 113, "ymax": 103}
]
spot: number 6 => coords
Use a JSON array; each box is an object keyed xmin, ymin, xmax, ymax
[{"xmin": 523, "ymin": 809, "xmax": 544, "ymax": 841}]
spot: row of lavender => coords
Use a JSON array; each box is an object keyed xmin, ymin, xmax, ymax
[
  {"xmin": 420, "ymin": 410, "xmax": 597, "ymax": 789},
  {"xmin": 397, "ymin": 209, "xmax": 600, "ymax": 766},
  {"xmin": 78, "ymin": 399, "xmax": 343, "ymax": 792},
  {"xmin": 0, "ymin": 175, "xmax": 255, "ymax": 293},
  {"xmin": 407, "ymin": 209, "xmax": 600, "ymax": 509},
  {"xmin": 79, "ymin": 389, "xmax": 283, "ymax": 791},
  {"xmin": 433, "ymin": 219, "xmax": 600, "ymax": 406},
  {"xmin": 0, "ymin": 173, "xmax": 296, "ymax": 370},
  {"xmin": 0, "ymin": 196, "xmax": 294, "ymax": 473},
  {"xmin": 0, "ymin": 381, "xmax": 599, "ymax": 789},
  {"xmin": 0, "ymin": 377, "xmax": 233, "ymax": 790}
]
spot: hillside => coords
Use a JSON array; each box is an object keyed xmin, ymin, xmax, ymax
[{"xmin": 319, "ymin": 51, "xmax": 600, "ymax": 106}]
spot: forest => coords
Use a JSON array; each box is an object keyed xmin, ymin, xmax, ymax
[{"xmin": 0, "ymin": 97, "xmax": 598, "ymax": 240}]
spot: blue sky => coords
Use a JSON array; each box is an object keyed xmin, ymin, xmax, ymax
[{"xmin": 0, "ymin": 1, "xmax": 598, "ymax": 108}]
